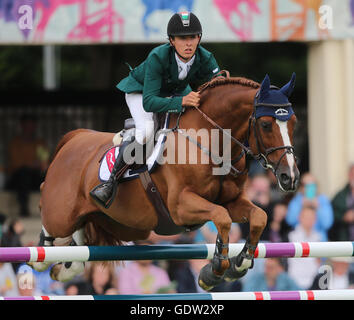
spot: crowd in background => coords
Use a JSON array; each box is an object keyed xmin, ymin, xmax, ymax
[{"xmin": 1, "ymin": 160, "xmax": 354, "ymax": 297}]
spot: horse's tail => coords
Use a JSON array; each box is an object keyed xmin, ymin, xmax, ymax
[
  {"xmin": 82, "ymin": 213, "xmax": 124, "ymax": 267},
  {"xmin": 51, "ymin": 129, "xmax": 92, "ymax": 161},
  {"xmin": 83, "ymin": 214, "xmax": 123, "ymax": 247}
]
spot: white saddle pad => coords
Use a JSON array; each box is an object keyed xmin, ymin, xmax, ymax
[{"xmin": 98, "ymin": 114, "xmax": 170, "ymax": 182}]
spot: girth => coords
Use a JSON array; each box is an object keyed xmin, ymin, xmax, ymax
[{"xmin": 139, "ymin": 169, "xmax": 204, "ymax": 236}]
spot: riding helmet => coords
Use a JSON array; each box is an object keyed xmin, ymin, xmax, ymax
[{"xmin": 167, "ymin": 12, "xmax": 202, "ymax": 37}]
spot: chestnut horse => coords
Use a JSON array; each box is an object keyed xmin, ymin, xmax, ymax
[{"xmin": 29, "ymin": 73, "xmax": 299, "ymax": 290}]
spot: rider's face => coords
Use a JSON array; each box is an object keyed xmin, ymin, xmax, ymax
[{"xmin": 170, "ymin": 35, "xmax": 200, "ymax": 62}]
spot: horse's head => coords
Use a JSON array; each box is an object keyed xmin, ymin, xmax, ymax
[{"xmin": 248, "ymin": 73, "xmax": 299, "ymax": 192}]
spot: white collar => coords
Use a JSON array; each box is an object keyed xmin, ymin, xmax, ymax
[
  {"xmin": 175, "ymin": 53, "xmax": 195, "ymax": 80},
  {"xmin": 175, "ymin": 53, "xmax": 195, "ymax": 66}
]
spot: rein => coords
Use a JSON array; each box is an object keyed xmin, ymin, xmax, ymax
[
  {"xmin": 191, "ymin": 105, "xmax": 249, "ymax": 176},
  {"xmin": 173, "ymin": 92, "xmax": 295, "ymax": 178},
  {"xmin": 157, "ymin": 74, "xmax": 296, "ymax": 179}
]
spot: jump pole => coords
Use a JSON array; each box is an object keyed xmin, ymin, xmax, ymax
[
  {"xmin": 2, "ymin": 290, "xmax": 354, "ymax": 300},
  {"xmin": 0, "ymin": 242, "xmax": 353, "ymax": 263}
]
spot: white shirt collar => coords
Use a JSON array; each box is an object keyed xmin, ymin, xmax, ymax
[{"xmin": 175, "ymin": 53, "xmax": 195, "ymax": 80}]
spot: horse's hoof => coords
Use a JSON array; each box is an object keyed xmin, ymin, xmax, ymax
[
  {"xmin": 50, "ymin": 261, "xmax": 85, "ymax": 282},
  {"xmin": 27, "ymin": 261, "xmax": 50, "ymax": 272},
  {"xmin": 223, "ymin": 256, "xmax": 251, "ymax": 282},
  {"xmin": 223, "ymin": 266, "xmax": 248, "ymax": 282},
  {"xmin": 198, "ymin": 263, "xmax": 224, "ymax": 291}
]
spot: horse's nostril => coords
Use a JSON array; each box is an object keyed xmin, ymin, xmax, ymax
[{"xmin": 280, "ymin": 173, "xmax": 290, "ymax": 184}]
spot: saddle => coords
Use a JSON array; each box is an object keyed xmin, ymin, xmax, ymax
[
  {"xmin": 99, "ymin": 113, "xmax": 203, "ymax": 235},
  {"xmin": 99, "ymin": 113, "xmax": 166, "ymax": 182}
]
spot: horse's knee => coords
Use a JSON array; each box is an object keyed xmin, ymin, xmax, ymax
[
  {"xmin": 250, "ymin": 209, "xmax": 267, "ymax": 234},
  {"xmin": 213, "ymin": 206, "xmax": 232, "ymax": 228}
]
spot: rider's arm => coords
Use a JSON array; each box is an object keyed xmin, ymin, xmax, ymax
[{"xmin": 142, "ymin": 53, "xmax": 183, "ymax": 113}]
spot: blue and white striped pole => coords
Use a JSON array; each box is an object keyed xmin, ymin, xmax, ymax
[{"xmin": 0, "ymin": 242, "xmax": 353, "ymax": 263}]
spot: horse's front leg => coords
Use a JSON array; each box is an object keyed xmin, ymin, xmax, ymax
[
  {"xmin": 173, "ymin": 188, "xmax": 232, "ymax": 291},
  {"xmin": 224, "ymin": 194, "xmax": 267, "ymax": 282}
]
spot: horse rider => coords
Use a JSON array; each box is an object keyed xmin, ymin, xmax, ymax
[{"xmin": 90, "ymin": 11, "xmax": 221, "ymax": 208}]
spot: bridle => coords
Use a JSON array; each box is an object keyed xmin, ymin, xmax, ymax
[
  {"xmin": 249, "ymin": 86, "xmax": 296, "ymax": 175},
  {"xmin": 247, "ymin": 109, "xmax": 295, "ymax": 175},
  {"xmin": 173, "ymin": 86, "xmax": 296, "ymax": 178}
]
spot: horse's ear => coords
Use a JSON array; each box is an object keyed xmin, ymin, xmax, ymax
[
  {"xmin": 280, "ymin": 72, "xmax": 296, "ymax": 97},
  {"xmin": 259, "ymin": 74, "xmax": 271, "ymax": 100}
]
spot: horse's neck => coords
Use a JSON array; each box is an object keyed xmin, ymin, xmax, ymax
[
  {"xmin": 176, "ymin": 88, "xmax": 255, "ymax": 159},
  {"xmin": 201, "ymin": 88, "xmax": 255, "ymax": 143}
]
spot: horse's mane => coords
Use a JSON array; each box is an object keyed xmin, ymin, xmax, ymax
[{"xmin": 198, "ymin": 76, "xmax": 260, "ymax": 93}]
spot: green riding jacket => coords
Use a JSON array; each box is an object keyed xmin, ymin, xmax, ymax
[{"xmin": 116, "ymin": 43, "xmax": 220, "ymax": 113}]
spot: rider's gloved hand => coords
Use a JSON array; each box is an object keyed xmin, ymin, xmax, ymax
[{"xmin": 182, "ymin": 91, "xmax": 200, "ymax": 108}]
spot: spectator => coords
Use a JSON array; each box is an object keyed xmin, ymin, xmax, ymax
[
  {"xmin": 286, "ymin": 172, "xmax": 333, "ymax": 241},
  {"xmin": 85, "ymin": 262, "xmax": 118, "ymax": 295},
  {"xmin": 63, "ymin": 275, "xmax": 92, "ymax": 295},
  {"xmin": 117, "ymin": 258, "xmax": 173, "ymax": 294},
  {"xmin": 194, "ymin": 222, "xmax": 242, "ymax": 244},
  {"xmin": 30, "ymin": 266, "xmax": 64, "ymax": 296},
  {"xmin": 242, "ymin": 257, "xmax": 300, "ymax": 291},
  {"xmin": 330, "ymin": 163, "xmax": 354, "ymax": 241},
  {"xmin": 174, "ymin": 230, "xmax": 198, "ymax": 245},
  {"xmin": 310, "ymin": 257, "xmax": 354, "ymax": 290},
  {"xmin": 0, "ymin": 218, "xmax": 24, "ymax": 247},
  {"xmin": 247, "ymin": 174, "xmax": 272, "ymax": 210},
  {"xmin": 328, "ymin": 257, "xmax": 354, "ymax": 289},
  {"xmin": 5, "ymin": 114, "xmax": 49, "ymax": 217},
  {"xmin": 287, "ymin": 205, "xmax": 321, "ymax": 289},
  {"xmin": 268, "ymin": 202, "xmax": 292, "ymax": 242},
  {"xmin": 117, "ymin": 240, "xmax": 173, "ymax": 294},
  {"xmin": 1, "ymin": 218, "xmax": 25, "ymax": 273},
  {"xmin": 0, "ymin": 212, "xmax": 6, "ymax": 240},
  {"xmin": 267, "ymin": 170, "xmax": 286, "ymax": 203},
  {"xmin": 64, "ymin": 282, "xmax": 81, "ymax": 296},
  {"xmin": 245, "ymin": 173, "xmax": 276, "ymax": 241},
  {"xmin": 194, "ymin": 221, "xmax": 218, "ymax": 243},
  {"xmin": 174, "ymin": 259, "xmax": 209, "ymax": 293},
  {"xmin": 0, "ymin": 262, "xmax": 19, "ymax": 296}
]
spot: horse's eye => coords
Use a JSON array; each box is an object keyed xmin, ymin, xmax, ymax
[{"xmin": 260, "ymin": 121, "xmax": 272, "ymax": 131}]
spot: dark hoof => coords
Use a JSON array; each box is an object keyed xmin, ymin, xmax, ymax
[
  {"xmin": 223, "ymin": 256, "xmax": 249, "ymax": 282},
  {"xmin": 198, "ymin": 263, "xmax": 224, "ymax": 291}
]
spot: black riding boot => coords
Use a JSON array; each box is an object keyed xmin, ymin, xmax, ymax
[{"xmin": 90, "ymin": 139, "xmax": 135, "ymax": 208}]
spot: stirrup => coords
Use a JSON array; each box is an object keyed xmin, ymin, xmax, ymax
[
  {"xmin": 90, "ymin": 163, "xmax": 130, "ymax": 209},
  {"xmin": 90, "ymin": 181, "xmax": 118, "ymax": 209}
]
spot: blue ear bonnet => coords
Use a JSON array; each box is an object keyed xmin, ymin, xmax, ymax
[{"xmin": 254, "ymin": 73, "xmax": 296, "ymax": 121}]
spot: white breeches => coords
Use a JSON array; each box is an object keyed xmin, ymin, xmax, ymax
[{"xmin": 125, "ymin": 93, "xmax": 155, "ymax": 145}]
